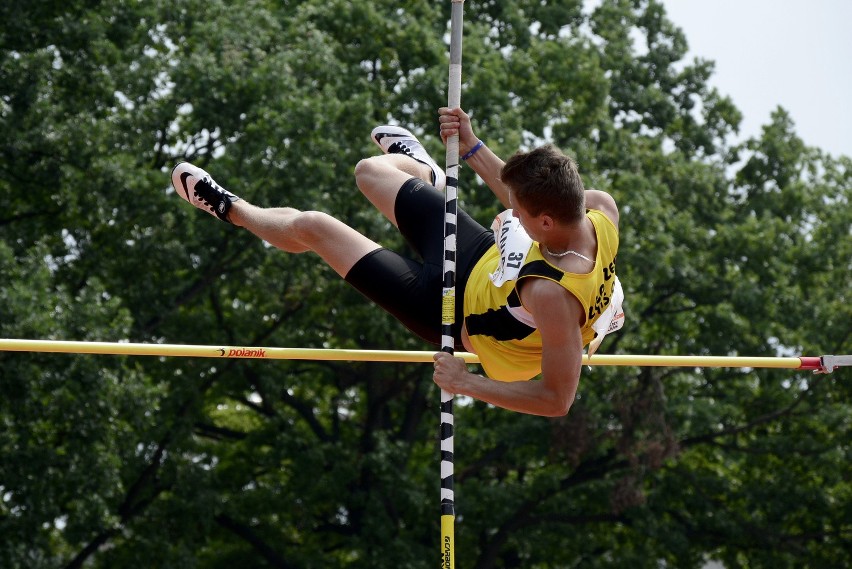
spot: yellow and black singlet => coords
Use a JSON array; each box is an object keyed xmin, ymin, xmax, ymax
[{"xmin": 463, "ymin": 209, "xmax": 620, "ymax": 381}]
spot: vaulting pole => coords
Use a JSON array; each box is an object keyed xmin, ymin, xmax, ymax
[{"xmin": 440, "ymin": 2, "xmax": 465, "ymax": 567}]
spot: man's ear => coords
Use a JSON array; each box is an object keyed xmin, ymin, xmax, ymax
[{"xmin": 539, "ymin": 214, "xmax": 556, "ymax": 231}]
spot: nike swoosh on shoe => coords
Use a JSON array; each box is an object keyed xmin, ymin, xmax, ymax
[{"xmin": 179, "ymin": 171, "xmax": 193, "ymax": 200}]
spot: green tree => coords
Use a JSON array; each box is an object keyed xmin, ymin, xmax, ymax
[{"xmin": 1, "ymin": 0, "xmax": 848, "ymax": 567}]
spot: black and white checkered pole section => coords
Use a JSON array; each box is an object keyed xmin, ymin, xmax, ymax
[{"xmin": 441, "ymin": 2, "xmax": 464, "ymax": 567}]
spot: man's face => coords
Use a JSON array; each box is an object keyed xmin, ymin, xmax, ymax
[{"xmin": 509, "ymin": 194, "xmax": 543, "ymax": 241}]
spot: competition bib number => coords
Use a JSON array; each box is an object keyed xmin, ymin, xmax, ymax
[{"xmin": 489, "ymin": 210, "xmax": 534, "ymax": 287}]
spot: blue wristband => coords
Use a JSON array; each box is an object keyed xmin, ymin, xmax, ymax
[{"xmin": 461, "ymin": 140, "xmax": 484, "ymax": 161}]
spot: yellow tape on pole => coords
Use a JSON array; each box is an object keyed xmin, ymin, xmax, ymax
[{"xmin": 441, "ymin": 514, "xmax": 455, "ymax": 569}]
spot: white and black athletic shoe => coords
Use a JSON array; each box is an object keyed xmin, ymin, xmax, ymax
[
  {"xmin": 171, "ymin": 162, "xmax": 241, "ymax": 222},
  {"xmin": 371, "ymin": 125, "xmax": 446, "ymax": 191}
]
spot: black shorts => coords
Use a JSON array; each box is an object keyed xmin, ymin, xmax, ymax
[{"xmin": 344, "ymin": 178, "xmax": 494, "ymax": 349}]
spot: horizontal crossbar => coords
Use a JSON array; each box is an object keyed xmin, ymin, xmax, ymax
[{"xmin": 0, "ymin": 339, "xmax": 843, "ymax": 371}]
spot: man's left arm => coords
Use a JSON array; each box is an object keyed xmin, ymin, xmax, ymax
[
  {"xmin": 522, "ymin": 278, "xmax": 584, "ymax": 415},
  {"xmin": 433, "ymin": 280, "xmax": 584, "ymax": 416}
]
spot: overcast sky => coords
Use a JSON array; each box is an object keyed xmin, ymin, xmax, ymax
[{"xmin": 659, "ymin": 0, "xmax": 852, "ymax": 158}]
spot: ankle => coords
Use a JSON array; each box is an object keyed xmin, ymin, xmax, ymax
[{"xmin": 227, "ymin": 201, "xmax": 248, "ymax": 226}]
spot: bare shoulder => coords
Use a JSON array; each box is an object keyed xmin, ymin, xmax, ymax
[{"xmin": 585, "ymin": 189, "xmax": 619, "ymax": 228}]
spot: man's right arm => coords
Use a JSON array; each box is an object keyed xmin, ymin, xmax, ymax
[
  {"xmin": 462, "ymin": 142, "xmax": 512, "ymax": 209},
  {"xmin": 438, "ymin": 107, "xmax": 512, "ymax": 209}
]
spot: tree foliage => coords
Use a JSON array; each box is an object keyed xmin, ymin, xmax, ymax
[{"xmin": 1, "ymin": 0, "xmax": 849, "ymax": 567}]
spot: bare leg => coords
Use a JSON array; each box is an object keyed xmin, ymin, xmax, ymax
[
  {"xmin": 228, "ymin": 202, "xmax": 380, "ymax": 278},
  {"xmin": 230, "ymin": 153, "xmax": 432, "ymax": 274},
  {"xmin": 223, "ymin": 153, "xmax": 430, "ymax": 277},
  {"xmin": 354, "ymin": 154, "xmax": 433, "ymax": 227},
  {"xmin": 171, "ymin": 134, "xmax": 437, "ymax": 277}
]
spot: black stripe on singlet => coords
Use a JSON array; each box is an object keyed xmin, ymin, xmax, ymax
[
  {"xmin": 466, "ymin": 260, "xmax": 567, "ymax": 342},
  {"xmin": 464, "ymin": 306, "xmax": 537, "ymax": 341},
  {"xmin": 518, "ymin": 260, "xmax": 564, "ymax": 281}
]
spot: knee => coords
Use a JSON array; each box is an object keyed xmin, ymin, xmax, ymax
[
  {"xmin": 354, "ymin": 156, "xmax": 383, "ymax": 187},
  {"xmin": 290, "ymin": 210, "xmax": 334, "ymax": 241}
]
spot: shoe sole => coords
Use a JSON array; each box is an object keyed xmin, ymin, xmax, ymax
[
  {"xmin": 370, "ymin": 126, "xmax": 447, "ymax": 191},
  {"xmin": 371, "ymin": 125, "xmax": 417, "ymax": 150}
]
